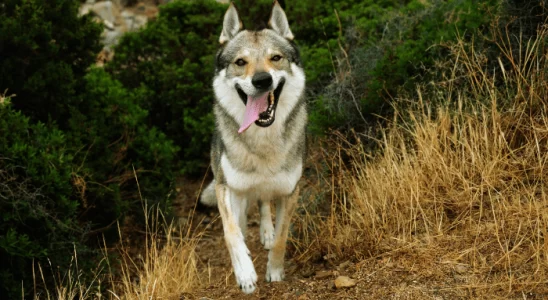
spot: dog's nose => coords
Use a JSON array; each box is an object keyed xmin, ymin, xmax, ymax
[{"xmin": 251, "ymin": 72, "xmax": 273, "ymax": 90}]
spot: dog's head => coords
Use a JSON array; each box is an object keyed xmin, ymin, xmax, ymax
[{"xmin": 214, "ymin": 1, "xmax": 305, "ymax": 134}]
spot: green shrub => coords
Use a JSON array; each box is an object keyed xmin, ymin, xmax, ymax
[
  {"xmin": 0, "ymin": 100, "xmax": 82, "ymax": 298},
  {"xmin": 0, "ymin": 0, "xmax": 102, "ymax": 125},
  {"xmin": 107, "ymin": 0, "xmax": 226, "ymax": 175},
  {"xmin": 0, "ymin": 1, "xmax": 179, "ymax": 297},
  {"xmin": 0, "ymin": 68, "xmax": 179, "ymax": 297},
  {"xmin": 68, "ymin": 68, "xmax": 178, "ymax": 227},
  {"xmin": 306, "ymin": 0, "xmax": 500, "ymax": 132}
]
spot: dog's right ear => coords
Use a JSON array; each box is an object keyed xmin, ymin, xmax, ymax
[{"xmin": 220, "ymin": 2, "xmax": 243, "ymax": 44}]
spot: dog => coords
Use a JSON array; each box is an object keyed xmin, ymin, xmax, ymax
[{"xmin": 199, "ymin": 0, "xmax": 307, "ymax": 294}]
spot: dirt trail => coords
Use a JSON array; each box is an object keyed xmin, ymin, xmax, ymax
[
  {"xmin": 174, "ymin": 181, "xmax": 438, "ymax": 300},
  {"xmin": 187, "ymin": 206, "xmax": 361, "ymax": 299}
]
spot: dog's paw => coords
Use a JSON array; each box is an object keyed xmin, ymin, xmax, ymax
[
  {"xmin": 260, "ymin": 229, "xmax": 275, "ymax": 250},
  {"xmin": 238, "ymin": 275, "xmax": 257, "ymax": 294},
  {"xmin": 233, "ymin": 255, "xmax": 257, "ymax": 294},
  {"xmin": 265, "ymin": 262, "xmax": 284, "ymax": 282}
]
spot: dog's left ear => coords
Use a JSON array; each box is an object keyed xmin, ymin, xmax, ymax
[{"xmin": 268, "ymin": 1, "xmax": 294, "ymax": 40}]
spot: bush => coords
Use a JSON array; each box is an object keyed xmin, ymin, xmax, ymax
[
  {"xmin": 0, "ymin": 0, "xmax": 102, "ymax": 125},
  {"xmin": 68, "ymin": 68, "xmax": 178, "ymax": 228},
  {"xmin": 0, "ymin": 100, "xmax": 82, "ymax": 298},
  {"xmin": 107, "ymin": 0, "xmax": 353, "ymax": 173},
  {"xmin": 0, "ymin": 1, "xmax": 179, "ymax": 297},
  {"xmin": 305, "ymin": 0, "xmax": 500, "ymax": 133},
  {"xmin": 107, "ymin": 0, "xmax": 226, "ymax": 175}
]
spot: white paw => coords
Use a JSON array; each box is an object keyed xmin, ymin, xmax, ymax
[
  {"xmin": 265, "ymin": 261, "xmax": 284, "ymax": 282},
  {"xmin": 237, "ymin": 272, "xmax": 257, "ymax": 294},
  {"xmin": 260, "ymin": 227, "xmax": 275, "ymax": 250},
  {"xmin": 233, "ymin": 251, "xmax": 257, "ymax": 294}
]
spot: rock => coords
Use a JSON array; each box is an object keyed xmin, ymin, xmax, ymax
[
  {"xmin": 334, "ymin": 276, "xmax": 357, "ymax": 289},
  {"xmin": 103, "ymin": 19, "xmax": 115, "ymax": 31},
  {"xmin": 133, "ymin": 14, "xmax": 148, "ymax": 29},
  {"xmin": 102, "ymin": 30, "xmax": 122, "ymax": 49},
  {"xmin": 80, "ymin": 0, "xmax": 165, "ymax": 61},
  {"xmin": 91, "ymin": 1, "xmax": 120, "ymax": 25},
  {"xmin": 135, "ymin": 2, "xmax": 159, "ymax": 20},
  {"xmin": 96, "ymin": 48, "xmax": 114, "ymax": 67}
]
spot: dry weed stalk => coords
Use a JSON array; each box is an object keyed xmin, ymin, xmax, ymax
[{"xmin": 110, "ymin": 207, "xmax": 200, "ymax": 300}]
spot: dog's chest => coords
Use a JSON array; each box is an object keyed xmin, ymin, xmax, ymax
[{"xmin": 220, "ymin": 127, "xmax": 302, "ymax": 199}]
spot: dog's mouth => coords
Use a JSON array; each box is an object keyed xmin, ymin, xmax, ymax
[{"xmin": 236, "ymin": 78, "xmax": 285, "ymax": 134}]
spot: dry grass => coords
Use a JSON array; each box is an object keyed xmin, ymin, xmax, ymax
[
  {"xmin": 31, "ymin": 246, "xmax": 106, "ymax": 300},
  {"xmin": 109, "ymin": 207, "xmax": 201, "ymax": 300},
  {"xmin": 295, "ymin": 24, "xmax": 548, "ymax": 297}
]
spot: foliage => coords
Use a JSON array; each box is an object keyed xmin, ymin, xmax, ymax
[
  {"xmin": 0, "ymin": 1, "xmax": 178, "ymax": 298},
  {"xmin": 298, "ymin": 24, "xmax": 548, "ymax": 297},
  {"xmin": 304, "ymin": 0, "xmax": 500, "ymax": 133},
  {"xmin": 0, "ymin": 0, "xmax": 540, "ymax": 298},
  {"xmin": 0, "ymin": 102, "xmax": 81, "ymax": 298},
  {"xmin": 67, "ymin": 68, "xmax": 178, "ymax": 229},
  {"xmin": 0, "ymin": 0, "xmax": 103, "ymax": 125},
  {"xmin": 107, "ymin": 0, "xmax": 226, "ymax": 174}
]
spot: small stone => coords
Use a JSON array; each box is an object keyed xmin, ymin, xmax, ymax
[
  {"xmin": 103, "ymin": 19, "xmax": 115, "ymax": 30},
  {"xmin": 91, "ymin": 1, "xmax": 120, "ymax": 24},
  {"xmin": 334, "ymin": 276, "xmax": 357, "ymax": 289}
]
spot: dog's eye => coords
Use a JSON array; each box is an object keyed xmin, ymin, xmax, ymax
[
  {"xmin": 235, "ymin": 59, "xmax": 247, "ymax": 66},
  {"xmin": 271, "ymin": 55, "xmax": 282, "ymax": 62}
]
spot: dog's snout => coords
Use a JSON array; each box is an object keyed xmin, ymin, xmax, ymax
[{"xmin": 251, "ymin": 72, "xmax": 273, "ymax": 90}]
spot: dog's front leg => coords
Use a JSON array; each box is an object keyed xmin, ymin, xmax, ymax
[
  {"xmin": 215, "ymin": 184, "xmax": 257, "ymax": 293},
  {"xmin": 266, "ymin": 186, "xmax": 299, "ymax": 282}
]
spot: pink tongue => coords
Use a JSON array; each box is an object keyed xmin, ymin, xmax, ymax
[{"xmin": 238, "ymin": 93, "xmax": 269, "ymax": 133}]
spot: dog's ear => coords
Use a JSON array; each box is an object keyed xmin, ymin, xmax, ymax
[
  {"xmin": 268, "ymin": 1, "xmax": 294, "ymax": 40},
  {"xmin": 220, "ymin": 2, "xmax": 243, "ymax": 44}
]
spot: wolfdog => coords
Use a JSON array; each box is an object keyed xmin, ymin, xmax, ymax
[{"xmin": 199, "ymin": 0, "xmax": 306, "ymax": 294}]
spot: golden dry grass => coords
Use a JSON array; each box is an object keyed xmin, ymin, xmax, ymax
[
  {"xmin": 295, "ymin": 24, "xmax": 548, "ymax": 297},
  {"xmin": 109, "ymin": 209, "xmax": 201, "ymax": 300}
]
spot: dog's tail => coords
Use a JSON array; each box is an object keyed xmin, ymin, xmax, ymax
[{"xmin": 200, "ymin": 180, "xmax": 217, "ymax": 206}]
